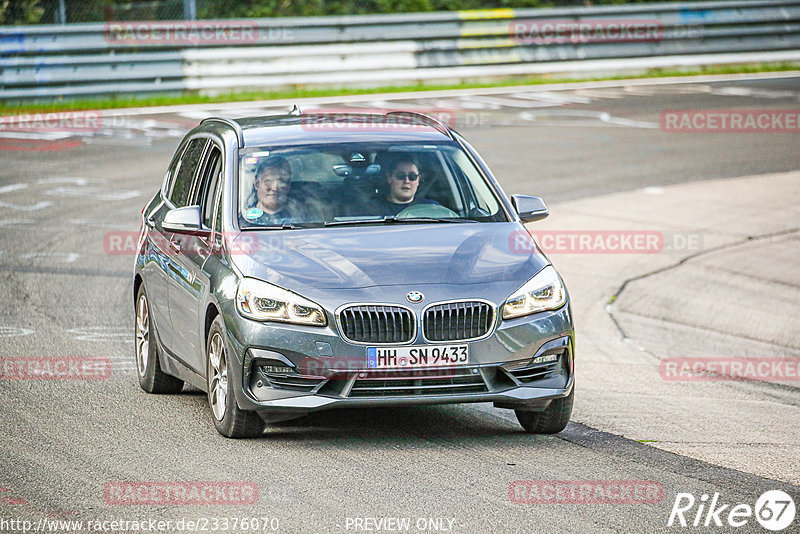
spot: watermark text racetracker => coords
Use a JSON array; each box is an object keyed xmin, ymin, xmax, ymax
[
  {"xmin": 509, "ymin": 229, "xmax": 703, "ymax": 254},
  {"xmin": 661, "ymin": 110, "xmax": 800, "ymax": 133},
  {"xmin": 510, "ymin": 19, "xmax": 663, "ymax": 44},
  {"xmin": 298, "ymin": 108, "xmax": 493, "ymax": 130},
  {"xmin": 106, "ymin": 231, "xmax": 263, "ymax": 256},
  {"xmin": 103, "ymin": 21, "xmax": 293, "ymax": 45},
  {"xmin": 509, "ymin": 480, "xmax": 664, "ymax": 504},
  {"xmin": 104, "ymin": 482, "xmax": 258, "ymax": 506},
  {"xmin": 1, "ymin": 357, "xmax": 111, "ymax": 380},
  {"xmin": 660, "ymin": 358, "xmax": 800, "ymax": 382},
  {"xmin": 0, "ymin": 112, "xmax": 141, "ymax": 133}
]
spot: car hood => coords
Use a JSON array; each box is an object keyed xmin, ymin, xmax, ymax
[{"xmin": 230, "ymin": 223, "xmax": 547, "ymax": 291}]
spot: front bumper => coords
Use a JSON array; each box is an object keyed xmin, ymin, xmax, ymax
[
  {"xmin": 245, "ymin": 375, "xmax": 573, "ymax": 414},
  {"xmin": 226, "ymin": 305, "xmax": 574, "ymax": 418},
  {"xmin": 218, "ymin": 292, "xmax": 574, "ymax": 417}
]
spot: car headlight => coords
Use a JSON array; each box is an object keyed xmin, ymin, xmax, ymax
[
  {"xmin": 236, "ymin": 278, "xmax": 327, "ymax": 326},
  {"xmin": 502, "ymin": 265, "xmax": 566, "ymax": 320}
]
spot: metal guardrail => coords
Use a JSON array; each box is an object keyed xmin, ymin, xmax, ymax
[{"xmin": 2, "ymin": 0, "xmax": 800, "ymax": 101}]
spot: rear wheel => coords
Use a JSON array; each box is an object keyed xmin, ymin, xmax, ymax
[
  {"xmin": 135, "ymin": 285, "xmax": 184, "ymax": 394},
  {"xmin": 207, "ymin": 316, "xmax": 265, "ymax": 438},
  {"xmin": 515, "ymin": 388, "xmax": 573, "ymax": 434}
]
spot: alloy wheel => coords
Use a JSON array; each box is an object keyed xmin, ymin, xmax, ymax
[
  {"xmin": 208, "ymin": 332, "xmax": 228, "ymax": 421},
  {"xmin": 135, "ymin": 294, "xmax": 149, "ymax": 377}
]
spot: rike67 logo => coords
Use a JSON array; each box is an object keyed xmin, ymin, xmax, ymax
[{"xmin": 668, "ymin": 490, "xmax": 796, "ymax": 531}]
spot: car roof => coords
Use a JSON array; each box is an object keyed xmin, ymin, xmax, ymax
[{"xmin": 202, "ymin": 112, "xmax": 455, "ymax": 148}]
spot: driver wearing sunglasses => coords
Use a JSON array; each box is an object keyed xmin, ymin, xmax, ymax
[{"xmin": 373, "ymin": 159, "xmax": 439, "ymax": 216}]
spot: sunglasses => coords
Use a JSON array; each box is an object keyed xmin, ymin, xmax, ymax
[{"xmin": 392, "ymin": 172, "xmax": 420, "ymax": 182}]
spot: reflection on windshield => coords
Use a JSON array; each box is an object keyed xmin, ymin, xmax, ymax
[{"xmin": 238, "ymin": 143, "xmax": 505, "ymax": 228}]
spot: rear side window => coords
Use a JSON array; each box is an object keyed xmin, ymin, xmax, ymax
[
  {"xmin": 169, "ymin": 138, "xmax": 207, "ymax": 207},
  {"xmin": 215, "ymin": 189, "xmax": 223, "ymax": 235}
]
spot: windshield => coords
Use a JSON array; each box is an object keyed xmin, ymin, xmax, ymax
[{"xmin": 237, "ymin": 142, "xmax": 507, "ymax": 228}]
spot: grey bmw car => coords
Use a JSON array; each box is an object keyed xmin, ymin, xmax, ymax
[{"xmin": 133, "ymin": 110, "xmax": 574, "ymax": 438}]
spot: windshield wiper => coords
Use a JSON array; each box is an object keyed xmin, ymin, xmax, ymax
[
  {"xmin": 325, "ymin": 216, "xmax": 476, "ymax": 227},
  {"xmin": 386, "ymin": 217, "xmax": 477, "ymax": 224},
  {"xmin": 241, "ymin": 223, "xmax": 297, "ymax": 230},
  {"xmin": 324, "ymin": 218, "xmax": 385, "ymax": 227}
]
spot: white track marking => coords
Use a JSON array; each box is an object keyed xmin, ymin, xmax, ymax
[
  {"xmin": 45, "ymin": 187, "xmax": 140, "ymax": 201},
  {"xmin": 0, "ymin": 200, "xmax": 53, "ymax": 211},
  {"xmin": 713, "ymin": 86, "xmax": 800, "ymax": 99},
  {"xmin": 0, "ymin": 131, "xmax": 74, "ymax": 140},
  {"xmin": 0, "ymin": 326, "xmax": 35, "ymax": 338},
  {"xmin": 0, "ymin": 184, "xmax": 28, "ymax": 194},
  {"xmin": 519, "ymin": 109, "xmax": 659, "ymax": 128},
  {"xmin": 572, "ymin": 88, "xmax": 630, "ymax": 99},
  {"xmin": 177, "ymin": 110, "xmax": 218, "ymax": 120},
  {"xmin": 643, "ymin": 187, "xmax": 665, "ymax": 195},
  {"xmin": 0, "ymin": 219, "xmax": 34, "ymax": 227},
  {"xmin": 37, "ymin": 177, "xmax": 90, "ymax": 186},
  {"xmin": 88, "ymin": 72, "xmax": 800, "ymax": 118},
  {"xmin": 66, "ymin": 326, "xmax": 129, "ymax": 342},
  {"xmin": 622, "ymin": 84, "xmax": 713, "ymax": 96},
  {"xmin": 340, "ymin": 100, "xmax": 427, "ymax": 110},
  {"xmin": 107, "ymin": 355, "xmax": 135, "ymax": 361},
  {"xmin": 68, "ymin": 218, "xmax": 137, "ymax": 230},
  {"xmin": 509, "ymin": 91, "xmax": 593, "ymax": 105},
  {"xmin": 19, "ymin": 252, "xmax": 79, "ymax": 263}
]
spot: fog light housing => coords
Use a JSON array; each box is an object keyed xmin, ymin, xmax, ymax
[{"xmin": 260, "ymin": 360, "xmax": 296, "ymax": 375}]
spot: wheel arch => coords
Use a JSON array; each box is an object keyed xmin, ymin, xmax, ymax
[
  {"xmin": 134, "ymin": 274, "xmax": 143, "ymax": 304},
  {"xmin": 205, "ymin": 303, "xmax": 220, "ymax": 343}
]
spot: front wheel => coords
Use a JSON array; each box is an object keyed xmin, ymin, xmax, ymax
[
  {"xmin": 206, "ymin": 316, "xmax": 265, "ymax": 438},
  {"xmin": 515, "ymin": 388, "xmax": 573, "ymax": 434}
]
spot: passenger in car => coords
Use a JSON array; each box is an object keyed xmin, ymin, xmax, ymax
[{"xmin": 249, "ymin": 156, "xmax": 310, "ymax": 224}]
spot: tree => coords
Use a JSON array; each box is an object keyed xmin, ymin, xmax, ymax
[{"xmin": 0, "ymin": 0, "xmax": 45, "ymax": 24}]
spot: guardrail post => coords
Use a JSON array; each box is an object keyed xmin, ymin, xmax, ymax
[
  {"xmin": 184, "ymin": 0, "xmax": 197, "ymax": 21},
  {"xmin": 57, "ymin": 0, "xmax": 66, "ymax": 24}
]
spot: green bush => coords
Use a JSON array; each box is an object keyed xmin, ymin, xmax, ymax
[
  {"xmin": 197, "ymin": 0, "xmax": 686, "ymax": 19},
  {"xmin": 0, "ymin": 0, "xmax": 45, "ymax": 24},
  {"xmin": 1, "ymin": 0, "xmax": 717, "ymax": 25}
]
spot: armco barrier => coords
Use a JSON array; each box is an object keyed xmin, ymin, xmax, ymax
[{"xmin": 1, "ymin": 0, "xmax": 799, "ymax": 101}]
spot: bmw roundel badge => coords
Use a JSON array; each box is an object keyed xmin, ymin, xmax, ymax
[{"xmin": 406, "ymin": 291, "xmax": 424, "ymax": 303}]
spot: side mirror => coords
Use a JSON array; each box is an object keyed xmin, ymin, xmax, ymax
[
  {"xmin": 162, "ymin": 205, "xmax": 205, "ymax": 234},
  {"xmin": 511, "ymin": 195, "xmax": 549, "ymax": 223}
]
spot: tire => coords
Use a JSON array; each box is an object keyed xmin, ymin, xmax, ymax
[
  {"xmin": 135, "ymin": 285, "xmax": 184, "ymax": 394},
  {"xmin": 206, "ymin": 316, "xmax": 265, "ymax": 439},
  {"xmin": 515, "ymin": 388, "xmax": 574, "ymax": 434}
]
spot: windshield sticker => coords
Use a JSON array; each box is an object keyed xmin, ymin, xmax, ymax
[
  {"xmin": 244, "ymin": 151, "xmax": 271, "ymax": 166},
  {"xmin": 245, "ymin": 207, "xmax": 263, "ymax": 220}
]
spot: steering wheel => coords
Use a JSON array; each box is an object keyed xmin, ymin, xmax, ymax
[{"xmin": 396, "ymin": 203, "xmax": 459, "ymax": 219}]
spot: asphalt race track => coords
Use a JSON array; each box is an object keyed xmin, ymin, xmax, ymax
[{"xmin": 1, "ymin": 73, "xmax": 799, "ymax": 533}]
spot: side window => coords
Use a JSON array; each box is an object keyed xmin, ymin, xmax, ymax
[
  {"xmin": 169, "ymin": 138, "xmax": 207, "ymax": 207},
  {"xmin": 195, "ymin": 145, "xmax": 222, "ymax": 229},
  {"xmin": 162, "ymin": 151, "xmax": 182, "ymax": 198},
  {"xmin": 448, "ymin": 148, "xmax": 501, "ymax": 217}
]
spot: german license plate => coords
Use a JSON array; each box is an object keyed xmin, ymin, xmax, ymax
[{"xmin": 366, "ymin": 345, "xmax": 468, "ymax": 369}]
